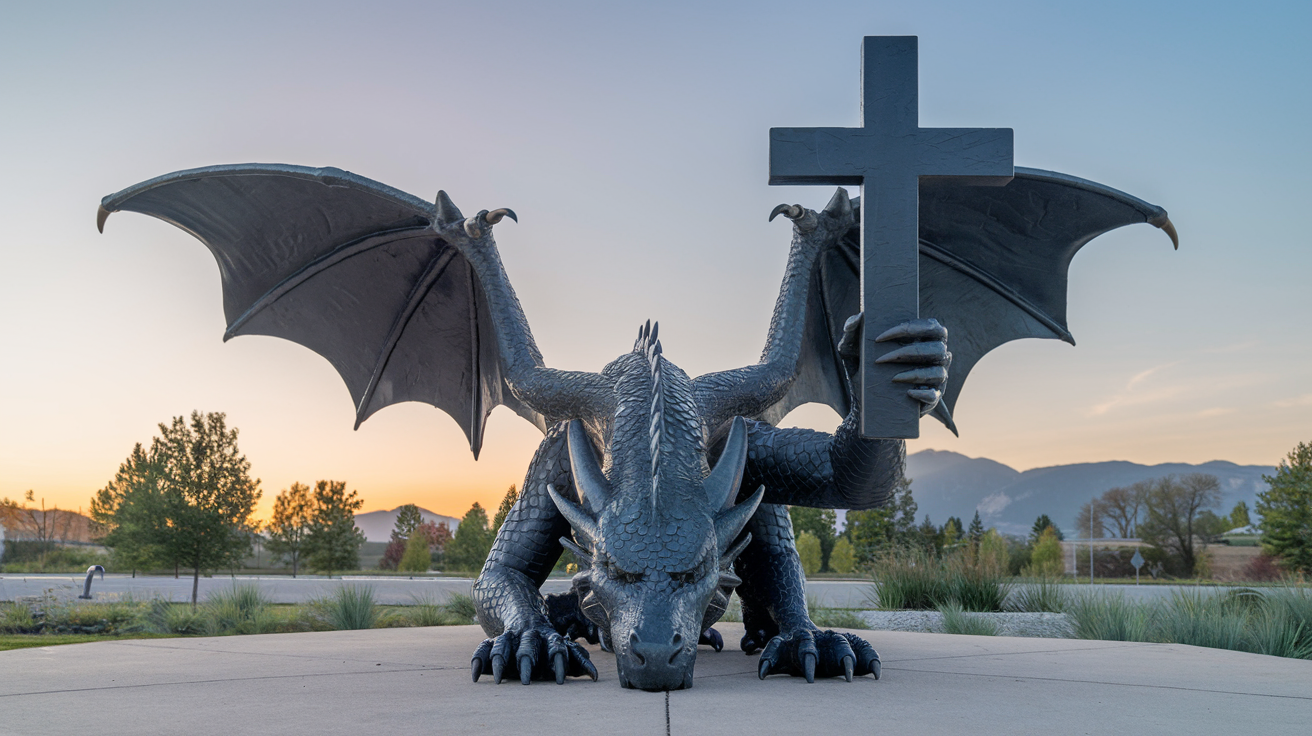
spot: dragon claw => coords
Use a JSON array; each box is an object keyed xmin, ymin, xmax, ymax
[
  {"xmin": 471, "ymin": 625, "xmax": 596, "ymax": 686},
  {"xmin": 756, "ymin": 629, "xmax": 879, "ymax": 683},
  {"xmin": 842, "ymin": 655, "xmax": 854, "ymax": 683},
  {"xmin": 802, "ymin": 651, "xmax": 816, "ymax": 683},
  {"xmin": 699, "ymin": 627, "xmax": 724, "ymax": 652}
]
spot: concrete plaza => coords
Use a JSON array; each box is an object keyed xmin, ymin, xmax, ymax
[{"xmin": 2, "ymin": 623, "xmax": 1309, "ymax": 735}]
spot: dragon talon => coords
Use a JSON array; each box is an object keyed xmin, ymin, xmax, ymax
[
  {"xmin": 843, "ymin": 655, "xmax": 854, "ymax": 682},
  {"xmin": 491, "ymin": 654, "xmax": 505, "ymax": 684},
  {"xmin": 584, "ymin": 658, "xmax": 598, "ymax": 681},
  {"xmin": 802, "ymin": 652, "xmax": 816, "ymax": 683},
  {"xmin": 758, "ymin": 658, "xmax": 772, "ymax": 680},
  {"xmin": 519, "ymin": 654, "xmax": 533, "ymax": 685},
  {"xmin": 471, "ymin": 658, "xmax": 483, "ymax": 683},
  {"xmin": 553, "ymin": 652, "xmax": 566, "ymax": 684}
]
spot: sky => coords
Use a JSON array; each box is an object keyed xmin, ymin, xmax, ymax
[{"xmin": 1, "ymin": 1, "xmax": 1309, "ymax": 522}]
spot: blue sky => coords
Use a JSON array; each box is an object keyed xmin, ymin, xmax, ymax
[{"xmin": 1, "ymin": 1, "xmax": 1308, "ymax": 518}]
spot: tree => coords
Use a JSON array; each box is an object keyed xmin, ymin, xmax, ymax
[
  {"xmin": 1257, "ymin": 441, "xmax": 1312, "ymax": 574},
  {"xmin": 789, "ymin": 506, "xmax": 836, "ymax": 570},
  {"xmin": 845, "ymin": 476, "xmax": 918, "ymax": 565},
  {"xmin": 304, "ymin": 480, "xmax": 365, "ymax": 577},
  {"xmin": 492, "ymin": 485, "xmax": 518, "ymax": 532},
  {"xmin": 445, "ymin": 502, "xmax": 492, "ymax": 572},
  {"xmin": 978, "ymin": 529, "xmax": 1009, "ymax": 574},
  {"xmin": 1229, "ymin": 500, "xmax": 1252, "ymax": 529},
  {"xmin": 1031, "ymin": 514, "xmax": 1063, "ymax": 542},
  {"xmin": 942, "ymin": 516, "xmax": 964, "ymax": 548},
  {"xmin": 829, "ymin": 537, "xmax": 856, "ymax": 574},
  {"xmin": 795, "ymin": 531, "xmax": 822, "ymax": 575},
  {"xmin": 416, "ymin": 520, "xmax": 453, "ymax": 568},
  {"xmin": 1138, "ymin": 473, "xmax": 1222, "ymax": 576},
  {"xmin": 1075, "ymin": 500, "xmax": 1106, "ymax": 539},
  {"xmin": 265, "ymin": 482, "xmax": 312, "ymax": 577},
  {"xmin": 1026, "ymin": 526, "xmax": 1064, "ymax": 578},
  {"xmin": 398, "ymin": 531, "xmax": 431, "ymax": 572},
  {"xmin": 1099, "ymin": 482, "xmax": 1149, "ymax": 538},
  {"xmin": 1, "ymin": 491, "xmax": 75, "ymax": 554},
  {"xmin": 92, "ymin": 412, "xmax": 261, "ymax": 604},
  {"xmin": 393, "ymin": 504, "xmax": 423, "ymax": 538},
  {"xmin": 967, "ymin": 512, "xmax": 985, "ymax": 549}
]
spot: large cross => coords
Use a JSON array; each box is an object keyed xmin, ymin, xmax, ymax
[{"xmin": 770, "ymin": 36, "xmax": 1014, "ymax": 439}]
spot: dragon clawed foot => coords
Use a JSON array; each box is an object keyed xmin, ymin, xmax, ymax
[
  {"xmin": 699, "ymin": 627, "xmax": 724, "ymax": 652},
  {"xmin": 471, "ymin": 625, "xmax": 598, "ymax": 685},
  {"xmin": 756, "ymin": 629, "xmax": 880, "ymax": 683}
]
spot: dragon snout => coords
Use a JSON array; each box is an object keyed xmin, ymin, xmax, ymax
[{"xmin": 619, "ymin": 630, "xmax": 694, "ymax": 691}]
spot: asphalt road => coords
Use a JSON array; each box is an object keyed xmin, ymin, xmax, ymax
[{"xmin": 0, "ymin": 573, "xmax": 1240, "ymax": 607}]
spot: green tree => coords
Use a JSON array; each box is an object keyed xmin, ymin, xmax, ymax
[
  {"xmin": 304, "ymin": 480, "xmax": 365, "ymax": 577},
  {"xmin": 942, "ymin": 516, "xmax": 964, "ymax": 548},
  {"xmin": 978, "ymin": 529, "xmax": 1009, "ymax": 574},
  {"xmin": 492, "ymin": 485, "xmax": 518, "ymax": 532},
  {"xmin": 393, "ymin": 504, "xmax": 423, "ymax": 539},
  {"xmin": 1229, "ymin": 500, "xmax": 1252, "ymax": 529},
  {"xmin": 398, "ymin": 531, "xmax": 431, "ymax": 572},
  {"xmin": 1030, "ymin": 515, "xmax": 1063, "ymax": 542},
  {"xmin": 789, "ymin": 506, "xmax": 836, "ymax": 570},
  {"xmin": 845, "ymin": 476, "xmax": 918, "ymax": 565},
  {"xmin": 265, "ymin": 482, "xmax": 312, "ymax": 577},
  {"xmin": 446, "ymin": 502, "xmax": 493, "ymax": 572},
  {"xmin": 92, "ymin": 412, "xmax": 261, "ymax": 604},
  {"xmin": 1026, "ymin": 526, "xmax": 1064, "ymax": 578},
  {"xmin": 795, "ymin": 531, "xmax": 822, "ymax": 575},
  {"xmin": 1139, "ymin": 473, "xmax": 1221, "ymax": 576},
  {"xmin": 967, "ymin": 512, "xmax": 985, "ymax": 549},
  {"xmin": 1257, "ymin": 441, "xmax": 1312, "ymax": 574},
  {"xmin": 829, "ymin": 537, "xmax": 856, "ymax": 574}
]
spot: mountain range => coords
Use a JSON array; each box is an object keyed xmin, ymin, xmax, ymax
[
  {"xmin": 354, "ymin": 506, "xmax": 462, "ymax": 544},
  {"xmin": 903, "ymin": 449, "xmax": 1276, "ymax": 536}
]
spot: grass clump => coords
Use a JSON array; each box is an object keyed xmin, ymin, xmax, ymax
[
  {"xmin": 871, "ymin": 550, "xmax": 1010, "ymax": 612},
  {"xmin": 939, "ymin": 601, "xmax": 999, "ymax": 636},
  {"xmin": 315, "ymin": 585, "xmax": 379, "ymax": 630},
  {"xmin": 1008, "ymin": 579, "xmax": 1069, "ymax": 613},
  {"xmin": 443, "ymin": 592, "xmax": 478, "ymax": 624},
  {"xmin": 1066, "ymin": 593, "xmax": 1156, "ymax": 642},
  {"xmin": 203, "ymin": 585, "xmax": 277, "ymax": 636}
]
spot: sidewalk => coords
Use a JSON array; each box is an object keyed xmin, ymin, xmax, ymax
[{"xmin": 3, "ymin": 623, "xmax": 1309, "ymax": 735}]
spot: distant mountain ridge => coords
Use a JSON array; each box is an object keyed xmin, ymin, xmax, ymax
[
  {"xmin": 354, "ymin": 506, "xmax": 461, "ymax": 543},
  {"xmin": 904, "ymin": 450, "xmax": 1275, "ymax": 536}
]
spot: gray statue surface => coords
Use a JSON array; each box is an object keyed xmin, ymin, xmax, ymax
[{"xmin": 98, "ymin": 163, "xmax": 1173, "ymax": 689}]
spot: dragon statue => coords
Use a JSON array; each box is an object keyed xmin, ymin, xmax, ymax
[{"xmin": 99, "ymin": 161, "xmax": 1175, "ymax": 690}]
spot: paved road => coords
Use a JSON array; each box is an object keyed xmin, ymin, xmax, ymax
[
  {"xmin": 0, "ymin": 573, "xmax": 1244, "ymax": 607},
  {"xmin": 3, "ymin": 622, "xmax": 1308, "ymax": 735}
]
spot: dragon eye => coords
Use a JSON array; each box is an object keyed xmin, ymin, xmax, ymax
[{"xmin": 607, "ymin": 563, "xmax": 643, "ymax": 584}]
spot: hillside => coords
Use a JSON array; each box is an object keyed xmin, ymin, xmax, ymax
[
  {"xmin": 354, "ymin": 507, "xmax": 461, "ymax": 543},
  {"xmin": 904, "ymin": 450, "xmax": 1274, "ymax": 536}
]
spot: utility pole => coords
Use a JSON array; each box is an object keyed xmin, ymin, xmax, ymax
[{"xmin": 1090, "ymin": 498, "xmax": 1095, "ymax": 585}]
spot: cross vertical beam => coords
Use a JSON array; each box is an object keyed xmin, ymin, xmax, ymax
[{"xmin": 769, "ymin": 36, "xmax": 1014, "ymax": 438}]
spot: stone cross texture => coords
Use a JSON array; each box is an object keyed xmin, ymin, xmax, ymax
[{"xmin": 769, "ymin": 36, "xmax": 1014, "ymax": 439}]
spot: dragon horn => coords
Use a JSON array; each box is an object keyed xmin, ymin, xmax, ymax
[
  {"xmin": 823, "ymin": 187, "xmax": 853, "ymax": 219},
  {"xmin": 704, "ymin": 416, "xmax": 748, "ymax": 510},
  {"xmin": 434, "ymin": 191, "xmax": 464, "ymax": 228},
  {"xmin": 715, "ymin": 484, "xmax": 764, "ymax": 556},
  {"xmin": 567, "ymin": 419, "xmax": 613, "ymax": 515},
  {"xmin": 547, "ymin": 484, "xmax": 600, "ymax": 547}
]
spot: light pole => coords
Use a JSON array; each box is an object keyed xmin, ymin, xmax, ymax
[{"xmin": 1089, "ymin": 497, "xmax": 1096, "ymax": 585}]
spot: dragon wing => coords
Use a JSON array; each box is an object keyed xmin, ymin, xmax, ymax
[
  {"xmin": 99, "ymin": 163, "xmax": 544, "ymax": 458},
  {"xmin": 755, "ymin": 167, "xmax": 1178, "ymax": 432}
]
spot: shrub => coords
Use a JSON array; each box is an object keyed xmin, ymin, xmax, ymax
[
  {"xmin": 939, "ymin": 601, "xmax": 999, "ymax": 636},
  {"xmin": 405, "ymin": 593, "xmax": 452, "ymax": 627},
  {"xmin": 796, "ymin": 532, "xmax": 822, "ymax": 575},
  {"xmin": 829, "ymin": 538, "xmax": 856, "ymax": 575},
  {"xmin": 1244, "ymin": 553, "xmax": 1285, "ymax": 582},
  {"xmin": 1024, "ymin": 527, "xmax": 1064, "ymax": 578},
  {"xmin": 204, "ymin": 584, "xmax": 275, "ymax": 635},
  {"xmin": 398, "ymin": 533, "xmax": 431, "ymax": 573}
]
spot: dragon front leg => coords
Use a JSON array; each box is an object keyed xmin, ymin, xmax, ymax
[{"xmin": 734, "ymin": 503, "xmax": 880, "ymax": 683}]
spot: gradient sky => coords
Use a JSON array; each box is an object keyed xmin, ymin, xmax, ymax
[{"xmin": 2, "ymin": 1, "xmax": 1309, "ymax": 522}]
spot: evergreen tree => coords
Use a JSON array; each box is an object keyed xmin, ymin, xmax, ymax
[
  {"xmin": 795, "ymin": 531, "xmax": 822, "ymax": 575},
  {"xmin": 789, "ymin": 506, "xmax": 837, "ymax": 570},
  {"xmin": 967, "ymin": 511, "xmax": 985, "ymax": 548},
  {"xmin": 446, "ymin": 502, "xmax": 493, "ymax": 572},
  {"xmin": 828, "ymin": 537, "xmax": 856, "ymax": 574},
  {"xmin": 1257, "ymin": 441, "xmax": 1312, "ymax": 574},
  {"xmin": 265, "ymin": 482, "xmax": 312, "ymax": 577},
  {"xmin": 492, "ymin": 485, "xmax": 518, "ymax": 532},
  {"xmin": 393, "ymin": 504, "xmax": 423, "ymax": 538},
  {"xmin": 1031, "ymin": 514, "xmax": 1064, "ymax": 542},
  {"xmin": 942, "ymin": 516, "xmax": 964, "ymax": 548},
  {"xmin": 304, "ymin": 480, "xmax": 365, "ymax": 577}
]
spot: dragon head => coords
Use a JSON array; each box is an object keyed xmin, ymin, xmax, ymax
[{"xmin": 547, "ymin": 324, "xmax": 762, "ymax": 691}]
